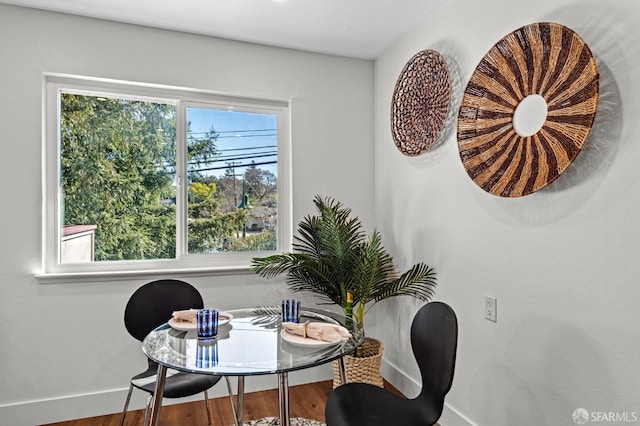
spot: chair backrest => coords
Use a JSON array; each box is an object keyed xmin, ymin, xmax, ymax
[
  {"xmin": 124, "ymin": 279, "xmax": 204, "ymax": 342},
  {"xmin": 411, "ymin": 301, "xmax": 458, "ymax": 403}
]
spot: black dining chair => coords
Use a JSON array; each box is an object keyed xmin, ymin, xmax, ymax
[
  {"xmin": 121, "ymin": 279, "xmax": 234, "ymax": 426},
  {"xmin": 325, "ymin": 301, "xmax": 458, "ymax": 426}
]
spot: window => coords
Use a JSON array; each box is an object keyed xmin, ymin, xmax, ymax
[{"xmin": 42, "ymin": 75, "xmax": 291, "ymax": 277}]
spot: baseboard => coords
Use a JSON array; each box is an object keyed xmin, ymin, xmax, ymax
[
  {"xmin": 380, "ymin": 359, "xmax": 475, "ymax": 426},
  {"xmin": 440, "ymin": 404, "xmax": 477, "ymax": 426},
  {"xmin": 0, "ymin": 364, "xmax": 333, "ymax": 426}
]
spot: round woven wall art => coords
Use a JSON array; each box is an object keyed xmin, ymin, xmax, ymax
[
  {"xmin": 391, "ymin": 49, "xmax": 451, "ymax": 156},
  {"xmin": 457, "ymin": 22, "xmax": 599, "ymax": 197}
]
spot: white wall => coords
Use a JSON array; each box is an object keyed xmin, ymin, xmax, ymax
[
  {"xmin": 373, "ymin": 0, "xmax": 640, "ymax": 425},
  {"xmin": 0, "ymin": 5, "xmax": 374, "ymax": 425}
]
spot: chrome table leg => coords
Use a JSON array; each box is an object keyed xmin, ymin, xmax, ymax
[
  {"xmin": 278, "ymin": 372, "xmax": 290, "ymax": 426},
  {"xmin": 147, "ymin": 364, "xmax": 167, "ymax": 426},
  {"xmin": 236, "ymin": 376, "xmax": 245, "ymax": 426}
]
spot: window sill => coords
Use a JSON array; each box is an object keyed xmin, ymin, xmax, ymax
[{"xmin": 35, "ymin": 265, "xmax": 252, "ymax": 284}]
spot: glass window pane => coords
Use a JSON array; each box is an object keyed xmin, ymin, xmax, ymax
[
  {"xmin": 59, "ymin": 93, "xmax": 176, "ymax": 262},
  {"xmin": 186, "ymin": 107, "xmax": 278, "ymax": 254}
]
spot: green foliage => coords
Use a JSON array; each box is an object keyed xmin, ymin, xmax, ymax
[
  {"xmin": 190, "ymin": 182, "xmax": 217, "ymax": 203},
  {"xmin": 61, "ymin": 94, "xmax": 176, "ymax": 261},
  {"xmin": 60, "ymin": 93, "xmax": 272, "ymax": 261},
  {"xmin": 251, "ymin": 195, "xmax": 437, "ymax": 329},
  {"xmin": 227, "ymin": 229, "xmax": 277, "ymax": 252},
  {"xmin": 188, "ymin": 126, "xmax": 219, "ymax": 168},
  {"xmin": 188, "ymin": 209, "xmax": 249, "ymax": 253}
]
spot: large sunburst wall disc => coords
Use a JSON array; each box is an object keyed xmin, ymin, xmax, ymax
[
  {"xmin": 392, "ymin": 49, "xmax": 451, "ymax": 156},
  {"xmin": 457, "ymin": 22, "xmax": 599, "ymax": 197}
]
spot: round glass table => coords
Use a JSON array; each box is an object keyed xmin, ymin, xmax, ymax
[{"xmin": 142, "ymin": 306, "xmax": 364, "ymax": 426}]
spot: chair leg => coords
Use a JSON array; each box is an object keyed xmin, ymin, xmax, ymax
[
  {"xmin": 204, "ymin": 390, "xmax": 212, "ymax": 425},
  {"xmin": 120, "ymin": 384, "xmax": 134, "ymax": 426},
  {"xmin": 224, "ymin": 376, "xmax": 239, "ymax": 426},
  {"xmin": 143, "ymin": 394, "xmax": 152, "ymax": 426}
]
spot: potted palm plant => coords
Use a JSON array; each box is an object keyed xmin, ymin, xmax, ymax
[{"xmin": 250, "ymin": 195, "xmax": 437, "ymax": 387}]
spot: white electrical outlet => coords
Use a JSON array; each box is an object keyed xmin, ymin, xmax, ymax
[{"xmin": 485, "ymin": 296, "xmax": 497, "ymax": 322}]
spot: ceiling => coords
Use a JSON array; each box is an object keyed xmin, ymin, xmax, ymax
[{"xmin": 0, "ymin": 0, "xmax": 445, "ymax": 59}]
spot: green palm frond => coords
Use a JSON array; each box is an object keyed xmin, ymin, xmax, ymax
[
  {"xmin": 372, "ymin": 262, "xmax": 437, "ymax": 303},
  {"xmin": 287, "ymin": 266, "xmax": 342, "ymax": 305},
  {"xmin": 250, "ymin": 195, "xmax": 438, "ymax": 329},
  {"xmin": 250, "ymin": 253, "xmax": 307, "ymax": 278}
]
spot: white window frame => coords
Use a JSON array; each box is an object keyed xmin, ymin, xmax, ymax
[{"xmin": 39, "ymin": 74, "xmax": 292, "ymax": 282}]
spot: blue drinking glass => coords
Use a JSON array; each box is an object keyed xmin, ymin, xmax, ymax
[
  {"xmin": 281, "ymin": 299, "xmax": 301, "ymax": 323},
  {"xmin": 196, "ymin": 308, "xmax": 219, "ymax": 340}
]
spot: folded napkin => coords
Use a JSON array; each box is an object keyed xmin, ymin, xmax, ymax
[
  {"xmin": 172, "ymin": 308, "xmax": 198, "ymax": 324},
  {"xmin": 282, "ymin": 321, "xmax": 350, "ymax": 342}
]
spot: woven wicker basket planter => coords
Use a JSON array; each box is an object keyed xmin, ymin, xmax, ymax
[{"xmin": 332, "ymin": 337, "xmax": 384, "ymax": 389}]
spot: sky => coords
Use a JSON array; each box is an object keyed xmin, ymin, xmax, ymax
[{"xmin": 187, "ymin": 107, "xmax": 278, "ymax": 179}]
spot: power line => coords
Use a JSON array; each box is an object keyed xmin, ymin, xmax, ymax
[
  {"xmin": 187, "ymin": 128, "xmax": 276, "ymax": 136},
  {"xmin": 218, "ymin": 144, "xmax": 277, "ymax": 152},
  {"xmin": 186, "ymin": 150, "xmax": 276, "ymax": 166},
  {"xmin": 199, "ymin": 152, "xmax": 276, "ymax": 164},
  {"xmin": 192, "ymin": 160, "xmax": 277, "ymax": 173},
  {"xmin": 215, "ymin": 133, "xmax": 276, "ymax": 139},
  {"xmin": 188, "ymin": 132, "xmax": 276, "ymax": 140}
]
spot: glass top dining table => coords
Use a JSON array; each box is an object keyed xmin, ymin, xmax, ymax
[{"xmin": 142, "ymin": 306, "xmax": 364, "ymax": 426}]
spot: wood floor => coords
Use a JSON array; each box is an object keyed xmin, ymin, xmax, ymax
[{"xmin": 42, "ymin": 380, "xmax": 404, "ymax": 426}]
